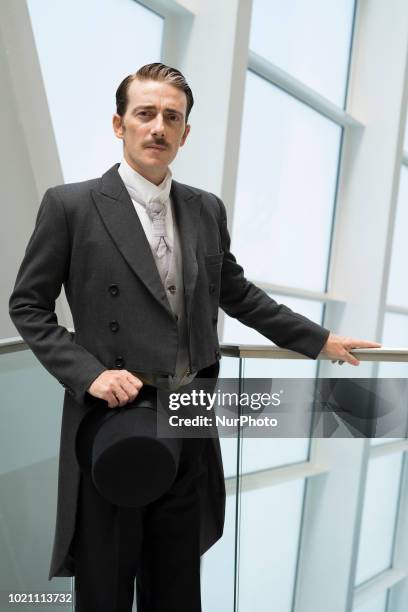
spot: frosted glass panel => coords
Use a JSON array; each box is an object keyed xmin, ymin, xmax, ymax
[
  {"xmin": 250, "ymin": 0, "xmax": 355, "ymax": 106},
  {"xmin": 354, "ymin": 590, "xmax": 388, "ymax": 612},
  {"xmin": 370, "ymin": 437, "xmax": 404, "ymax": 447},
  {"xmin": 355, "ymin": 453, "xmax": 403, "ymax": 585},
  {"xmin": 219, "ymin": 437, "xmax": 239, "ymax": 480},
  {"xmin": 238, "ymin": 479, "xmax": 305, "ymax": 612},
  {"xmin": 222, "ymin": 294, "xmax": 321, "ymax": 470},
  {"xmin": 379, "ymin": 313, "xmax": 408, "ymax": 379},
  {"xmin": 387, "ymin": 166, "xmax": 408, "ymax": 307},
  {"xmin": 404, "ymin": 114, "xmax": 408, "ymax": 152},
  {"xmin": 27, "ymin": 0, "xmax": 163, "ymax": 183},
  {"xmin": 219, "ymin": 354, "xmax": 241, "ymax": 378},
  {"xmin": 201, "ymin": 487, "xmax": 237, "ymax": 611},
  {"xmin": 241, "ymin": 435, "xmax": 310, "ymax": 474},
  {"xmin": 232, "ymin": 71, "xmax": 340, "ymax": 292},
  {"xmin": 218, "ymin": 357, "xmax": 240, "ymax": 478},
  {"xmin": 202, "ymin": 356, "xmax": 238, "ymax": 610},
  {"xmin": 0, "ymin": 349, "xmax": 71, "ymax": 607}
]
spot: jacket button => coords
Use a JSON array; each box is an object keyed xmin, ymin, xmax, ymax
[
  {"xmin": 175, "ymin": 314, "xmax": 179, "ymax": 321},
  {"xmin": 115, "ymin": 356, "xmax": 125, "ymax": 368},
  {"xmin": 109, "ymin": 284, "xmax": 119, "ymax": 296},
  {"xmin": 109, "ymin": 320, "xmax": 120, "ymax": 332},
  {"xmin": 209, "ymin": 283, "xmax": 215, "ymax": 294},
  {"xmin": 167, "ymin": 285, "xmax": 176, "ymax": 294},
  {"xmin": 215, "ymin": 349, "xmax": 221, "ymax": 360}
]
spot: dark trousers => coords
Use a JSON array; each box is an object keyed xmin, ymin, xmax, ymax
[{"xmin": 70, "ymin": 387, "xmax": 207, "ymax": 611}]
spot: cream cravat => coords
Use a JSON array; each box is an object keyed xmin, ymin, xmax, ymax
[{"xmin": 121, "ymin": 168, "xmax": 173, "ymax": 284}]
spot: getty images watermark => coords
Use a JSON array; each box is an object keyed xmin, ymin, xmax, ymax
[
  {"xmin": 167, "ymin": 387, "xmax": 282, "ymax": 428},
  {"xmin": 155, "ymin": 378, "xmax": 408, "ymax": 439}
]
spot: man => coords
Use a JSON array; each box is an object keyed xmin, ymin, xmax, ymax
[{"xmin": 8, "ymin": 62, "xmax": 380, "ymax": 611}]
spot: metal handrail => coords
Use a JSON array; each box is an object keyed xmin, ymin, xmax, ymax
[
  {"xmin": 1, "ymin": 335, "xmax": 408, "ymax": 362},
  {"xmin": 220, "ymin": 344, "xmax": 408, "ymax": 362}
]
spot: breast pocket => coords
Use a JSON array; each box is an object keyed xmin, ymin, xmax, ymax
[{"xmin": 204, "ymin": 252, "xmax": 224, "ymax": 266}]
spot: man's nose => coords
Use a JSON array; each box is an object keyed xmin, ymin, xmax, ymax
[{"xmin": 151, "ymin": 113, "xmax": 165, "ymax": 137}]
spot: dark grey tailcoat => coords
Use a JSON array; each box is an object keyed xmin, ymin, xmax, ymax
[{"xmin": 9, "ymin": 163, "xmax": 330, "ymax": 579}]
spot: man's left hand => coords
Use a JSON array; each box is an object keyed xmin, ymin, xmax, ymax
[{"xmin": 320, "ymin": 332, "xmax": 382, "ymax": 366}]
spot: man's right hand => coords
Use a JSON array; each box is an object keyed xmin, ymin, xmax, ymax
[{"xmin": 87, "ymin": 370, "xmax": 144, "ymax": 408}]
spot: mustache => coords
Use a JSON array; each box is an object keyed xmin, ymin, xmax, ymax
[{"xmin": 145, "ymin": 139, "xmax": 168, "ymax": 148}]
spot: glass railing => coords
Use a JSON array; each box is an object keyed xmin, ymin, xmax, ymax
[
  {"xmin": 0, "ymin": 339, "xmax": 74, "ymax": 611},
  {"xmin": 204, "ymin": 344, "xmax": 408, "ymax": 612},
  {"xmin": 1, "ymin": 339, "xmax": 408, "ymax": 612}
]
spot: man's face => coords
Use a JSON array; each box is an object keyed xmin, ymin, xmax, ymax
[{"xmin": 113, "ymin": 78, "xmax": 190, "ymax": 184}]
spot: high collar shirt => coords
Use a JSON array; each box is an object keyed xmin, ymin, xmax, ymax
[{"xmin": 118, "ymin": 156, "xmax": 174, "ymax": 255}]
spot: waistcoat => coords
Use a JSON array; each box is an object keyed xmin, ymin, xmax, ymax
[{"xmin": 132, "ymin": 197, "xmax": 197, "ymax": 392}]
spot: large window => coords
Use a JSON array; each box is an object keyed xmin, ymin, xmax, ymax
[
  {"xmin": 222, "ymin": 0, "xmax": 356, "ymax": 352},
  {"xmin": 249, "ymin": 0, "xmax": 356, "ymax": 107},
  {"xmin": 355, "ymin": 453, "xmax": 404, "ymax": 585},
  {"xmin": 27, "ymin": 0, "xmax": 163, "ymax": 183},
  {"xmin": 230, "ymin": 72, "xmax": 340, "ymax": 292},
  {"xmin": 381, "ymin": 122, "xmax": 408, "ymax": 377},
  {"xmin": 219, "ymin": 2, "xmax": 357, "ymax": 610}
]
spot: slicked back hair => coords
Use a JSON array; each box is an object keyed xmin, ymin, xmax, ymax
[{"xmin": 115, "ymin": 62, "xmax": 194, "ymax": 123}]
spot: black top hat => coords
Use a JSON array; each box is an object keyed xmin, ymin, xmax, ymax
[{"xmin": 75, "ymin": 386, "xmax": 182, "ymax": 508}]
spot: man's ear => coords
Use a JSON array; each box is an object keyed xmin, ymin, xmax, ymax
[
  {"xmin": 180, "ymin": 123, "xmax": 191, "ymax": 147},
  {"xmin": 112, "ymin": 113, "xmax": 124, "ymax": 139}
]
